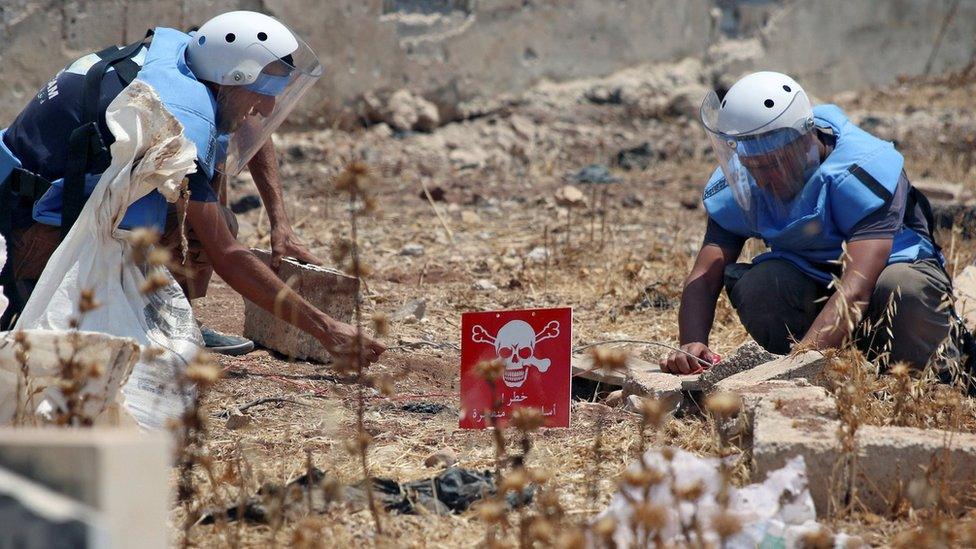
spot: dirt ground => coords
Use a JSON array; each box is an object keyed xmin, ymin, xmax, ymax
[{"xmin": 182, "ymin": 64, "xmax": 976, "ymax": 547}]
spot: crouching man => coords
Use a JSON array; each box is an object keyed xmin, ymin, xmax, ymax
[
  {"xmin": 663, "ymin": 71, "xmax": 952, "ymax": 374},
  {"xmin": 0, "ymin": 11, "xmax": 384, "ymax": 363}
]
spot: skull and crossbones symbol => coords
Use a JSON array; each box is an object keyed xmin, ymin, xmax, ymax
[{"xmin": 471, "ymin": 320, "xmax": 560, "ymax": 387}]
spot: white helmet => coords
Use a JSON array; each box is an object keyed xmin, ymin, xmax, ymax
[
  {"xmin": 186, "ymin": 11, "xmax": 299, "ymax": 87},
  {"xmin": 185, "ymin": 11, "xmax": 323, "ymax": 176},
  {"xmin": 699, "ymin": 72, "xmax": 820, "ymax": 222},
  {"xmin": 709, "ymin": 71, "xmax": 814, "ymax": 137}
]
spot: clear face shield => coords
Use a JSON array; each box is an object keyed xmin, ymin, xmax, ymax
[
  {"xmin": 213, "ymin": 36, "xmax": 323, "ymax": 175},
  {"xmin": 699, "ymin": 91, "xmax": 821, "ymax": 221}
]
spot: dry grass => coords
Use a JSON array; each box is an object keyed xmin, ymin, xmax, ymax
[{"xmin": 7, "ymin": 70, "xmax": 976, "ymax": 547}]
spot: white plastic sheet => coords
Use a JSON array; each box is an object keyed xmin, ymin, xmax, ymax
[
  {"xmin": 593, "ymin": 448, "xmax": 853, "ymax": 548},
  {"xmin": 14, "ymin": 80, "xmax": 202, "ymax": 429}
]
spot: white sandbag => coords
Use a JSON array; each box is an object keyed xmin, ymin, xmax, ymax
[
  {"xmin": 0, "ymin": 330, "xmax": 139, "ymax": 425},
  {"xmin": 14, "ymin": 80, "xmax": 202, "ymax": 429}
]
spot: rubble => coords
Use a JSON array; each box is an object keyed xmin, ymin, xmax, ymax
[
  {"xmin": 400, "ymin": 243, "xmax": 426, "ymax": 256},
  {"xmin": 714, "ymin": 351, "xmax": 827, "ymax": 393},
  {"xmin": 242, "ymin": 249, "xmax": 358, "ymax": 363},
  {"xmin": 0, "ymin": 428, "xmax": 169, "ymax": 548},
  {"xmin": 472, "ymin": 279, "xmax": 498, "ymax": 293},
  {"xmin": 698, "ymin": 341, "xmax": 779, "ymax": 391}
]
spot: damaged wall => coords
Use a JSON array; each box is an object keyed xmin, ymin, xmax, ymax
[{"xmin": 1, "ymin": 0, "xmax": 975, "ymax": 126}]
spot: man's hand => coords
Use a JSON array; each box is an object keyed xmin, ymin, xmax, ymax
[
  {"xmin": 661, "ymin": 342, "xmax": 719, "ymax": 375},
  {"xmin": 271, "ymin": 227, "xmax": 323, "ymax": 270},
  {"xmin": 319, "ymin": 319, "xmax": 386, "ymax": 365}
]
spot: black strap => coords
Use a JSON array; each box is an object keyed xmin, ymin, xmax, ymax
[
  {"xmin": 61, "ymin": 38, "xmax": 147, "ymax": 240},
  {"xmin": 847, "ymin": 164, "xmax": 893, "ymax": 203}
]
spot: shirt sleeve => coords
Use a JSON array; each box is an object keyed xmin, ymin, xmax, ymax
[
  {"xmin": 703, "ymin": 216, "xmax": 747, "ymax": 251},
  {"xmin": 847, "ymin": 170, "xmax": 908, "ymax": 241},
  {"xmin": 186, "ymin": 164, "xmax": 217, "ymax": 203}
]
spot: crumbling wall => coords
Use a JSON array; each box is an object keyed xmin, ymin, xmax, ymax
[{"xmin": 1, "ymin": 0, "xmax": 974, "ymax": 126}]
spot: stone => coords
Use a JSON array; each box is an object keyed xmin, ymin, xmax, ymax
[
  {"xmin": 554, "ymin": 185, "xmax": 586, "ymax": 207},
  {"xmin": 0, "ymin": 428, "xmax": 169, "ymax": 548},
  {"xmin": 714, "ymin": 351, "xmax": 827, "ymax": 393},
  {"xmin": 460, "ymin": 210, "xmax": 483, "ymax": 224},
  {"xmin": 572, "ymin": 164, "xmax": 620, "ymax": 184},
  {"xmin": 472, "ymin": 279, "xmax": 498, "ymax": 292},
  {"xmin": 386, "ymin": 89, "xmax": 441, "ymax": 132},
  {"xmin": 526, "ymin": 246, "xmax": 549, "ymax": 264},
  {"xmin": 400, "ymin": 243, "xmax": 425, "ymax": 256},
  {"xmin": 392, "ymin": 298, "xmax": 427, "ymax": 322},
  {"xmin": 954, "ymin": 265, "xmax": 976, "ymax": 331},
  {"xmin": 605, "ymin": 389, "xmax": 624, "ymax": 407},
  {"xmin": 424, "ymin": 449, "xmax": 458, "ymax": 468},
  {"xmin": 449, "ymin": 147, "xmax": 488, "ymax": 170},
  {"xmin": 698, "ymin": 342, "xmax": 779, "ymax": 391},
  {"xmin": 242, "ymin": 249, "xmax": 358, "ymax": 363}
]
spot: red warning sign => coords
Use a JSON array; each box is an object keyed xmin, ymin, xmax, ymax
[{"xmin": 459, "ymin": 307, "xmax": 572, "ymax": 429}]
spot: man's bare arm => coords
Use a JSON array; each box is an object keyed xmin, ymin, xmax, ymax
[
  {"xmin": 798, "ymin": 238, "xmax": 892, "ymax": 351},
  {"xmin": 186, "ymin": 200, "xmax": 384, "ymax": 362},
  {"xmin": 247, "ymin": 139, "xmax": 323, "ymax": 268},
  {"xmin": 662, "ymin": 243, "xmax": 741, "ymax": 374}
]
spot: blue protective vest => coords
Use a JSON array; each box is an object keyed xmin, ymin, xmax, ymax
[
  {"xmin": 27, "ymin": 27, "xmax": 217, "ymax": 232},
  {"xmin": 703, "ymin": 104, "xmax": 939, "ymax": 283}
]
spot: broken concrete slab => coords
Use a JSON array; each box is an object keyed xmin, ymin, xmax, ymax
[
  {"xmin": 698, "ymin": 341, "xmax": 778, "ymax": 391},
  {"xmin": 954, "ymin": 265, "xmax": 976, "ymax": 331},
  {"xmin": 242, "ymin": 249, "xmax": 358, "ymax": 363},
  {"xmin": 0, "ymin": 428, "xmax": 169, "ymax": 548},
  {"xmin": 752, "ymin": 386, "xmax": 841, "ymax": 517},
  {"xmin": 752, "ymin": 386, "xmax": 976, "ymax": 517},
  {"xmin": 572, "ymin": 353, "xmax": 698, "ymax": 389},
  {"xmin": 714, "ymin": 351, "xmax": 827, "ymax": 393}
]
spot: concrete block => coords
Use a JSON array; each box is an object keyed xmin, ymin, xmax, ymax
[
  {"xmin": 714, "ymin": 351, "xmax": 826, "ymax": 393},
  {"xmin": 953, "ymin": 265, "xmax": 976, "ymax": 331},
  {"xmin": 913, "ymin": 178, "xmax": 966, "ymax": 203},
  {"xmin": 0, "ymin": 428, "xmax": 170, "ymax": 548},
  {"xmin": 0, "ymin": 466, "xmax": 100, "ymax": 548},
  {"xmin": 752, "ymin": 385, "xmax": 839, "ymax": 517},
  {"xmin": 242, "ymin": 249, "xmax": 358, "ymax": 363},
  {"xmin": 572, "ymin": 353, "xmax": 697, "ymax": 388},
  {"xmin": 752, "ymin": 386, "xmax": 976, "ymax": 517}
]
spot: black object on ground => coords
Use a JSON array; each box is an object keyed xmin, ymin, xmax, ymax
[
  {"xmin": 200, "ymin": 467, "xmax": 532, "ymax": 524},
  {"xmin": 400, "ymin": 401, "xmax": 448, "ymax": 415},
  {"xmin": 230, "ymin": 194, "xmax": 262, "ymax": 214}
]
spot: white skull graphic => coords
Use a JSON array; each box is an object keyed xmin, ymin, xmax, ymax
[{"xmin": 472, "ymin": 319, "xmax": 560, "ymax": 387}]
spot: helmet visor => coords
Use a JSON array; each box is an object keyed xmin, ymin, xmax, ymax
[
  {"xmin": 699, "ymin": 90, "xmax": 821, "ymax": 221},
  {"xmin": 213, "ymin": 36, "xmax": 323, "ymax": 175}
]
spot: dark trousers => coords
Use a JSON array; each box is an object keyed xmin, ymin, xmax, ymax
[{"xmin": 725, "ymin": 259, "xmax": 953, "ymax": 368}]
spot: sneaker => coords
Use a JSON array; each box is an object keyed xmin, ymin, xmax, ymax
[{"xmin": 200, "ymin": 324, "xmax": 255, "ymax": 356}]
